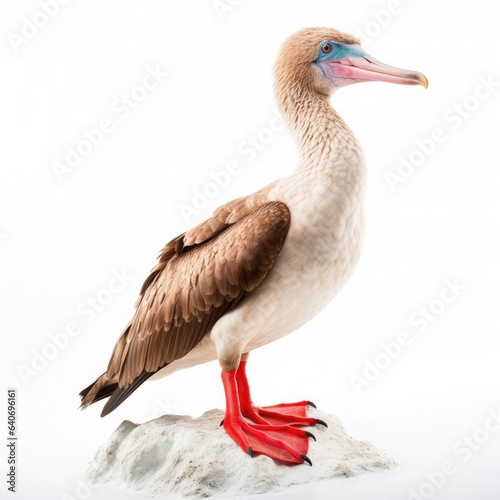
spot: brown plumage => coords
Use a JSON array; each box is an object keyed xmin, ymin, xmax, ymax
[{"xmin": 80, "ymin": 199, "xmax": 290, "ymax": 416}]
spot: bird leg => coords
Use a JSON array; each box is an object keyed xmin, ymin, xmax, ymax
[{"xmin": 221, "ymin": 360, "xmax": 325, "ymax": 465}]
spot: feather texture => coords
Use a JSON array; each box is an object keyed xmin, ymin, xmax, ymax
[{"xmin": 80, "ymin": 199, "xmax": 290, "ymax": 411}]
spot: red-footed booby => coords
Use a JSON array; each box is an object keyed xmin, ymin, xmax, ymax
[{"xmin": 80, "ymin": 27, "xmax": 427, "ymax": 466}]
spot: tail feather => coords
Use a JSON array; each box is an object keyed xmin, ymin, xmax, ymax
[
  {"xmin": 79, "ymin": 369, "xmax": 160, "ymax": 417},
  {"xmin": 100, "ymin": 371, "xmax": 154, "ymax": 417},
  {"xmin": 79, "ymin": 373, "xmax": 118, "ymax": 410},
  {"xmin": 79, "ymin": 374, "xmax": 118, "ymax": 406},
  {"xmin": 79, "ymin": 322, "xmax": 169, "ymax": 415}
]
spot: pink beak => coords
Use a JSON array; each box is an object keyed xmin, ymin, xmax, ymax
[{"xmin": 317, "ymin": 46, "xmax": 428, "ymax": 88}]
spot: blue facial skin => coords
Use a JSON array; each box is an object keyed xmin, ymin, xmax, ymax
[{"xmin": 315, "ymin": 41, "xmax": 365, "ymax": 62}]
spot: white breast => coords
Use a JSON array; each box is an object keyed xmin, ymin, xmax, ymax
[{"xmin": 237, "ymin": 155, "xmax": 366, "ymax": 352}]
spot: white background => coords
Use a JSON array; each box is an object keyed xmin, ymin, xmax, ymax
[{"xmin": 1, "ymin": 0, "xmax": 500, "ymax": 499}]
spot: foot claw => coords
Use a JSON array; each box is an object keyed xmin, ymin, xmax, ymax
[
  {"xmin": 301, "ymin": 454, "xmax": 312, "ymax": 466},
  {"xmin": 307, "ymin": 400, "xmax": 317, "ymax": 409},
  {"xmin": 220, "ymin": 419, "xmax": 224, "ymax": 426},
  {"xmin": 305, "ymin": 431, "xmax": 316, "ymax": 441},
  {"xmin": 248, "ymin": 446, "xmax": 254, "ymax": 458},
  {"xmin": 315, "ymin": 418, "xmax": 328, "ymax": 428}
]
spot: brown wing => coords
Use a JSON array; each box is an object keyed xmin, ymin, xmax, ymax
[{"xmin": 80, "ymin": 197, "xmax": 290, "ymax": 415}]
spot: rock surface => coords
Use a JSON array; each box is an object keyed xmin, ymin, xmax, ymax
[{"xmin": 85, "ymin": 408, "xmax": 396, "ymax": 498}]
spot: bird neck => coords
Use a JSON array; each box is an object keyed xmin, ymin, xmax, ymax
[{"xmin": 277, "ymin": 86, "xmax": 366, "ymax": 186}]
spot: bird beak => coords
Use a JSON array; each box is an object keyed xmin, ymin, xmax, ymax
[{"xmin": 318, "ymin": 46, "xmax": 428, "ymax": 88}]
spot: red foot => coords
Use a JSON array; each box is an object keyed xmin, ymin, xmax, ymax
[{"xmin": 221, "ymin": 361, "xmax": 324, "ymax": 465}]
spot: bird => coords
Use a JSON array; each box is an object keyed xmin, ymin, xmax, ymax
[{"xmin": 80, "ymin": 27, "xmax": 427, "ymax": 466}]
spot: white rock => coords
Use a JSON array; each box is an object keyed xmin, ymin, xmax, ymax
[{"xmin": 85, "ymin": 408, "xmax": 396, "ymax": 498}]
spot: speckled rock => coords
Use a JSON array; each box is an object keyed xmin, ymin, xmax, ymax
[{"xmin": 85, "ymin": 408, "xmax": 396, "ymax": 498}]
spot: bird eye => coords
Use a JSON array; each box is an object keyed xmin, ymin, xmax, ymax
[{"xmin": 320, "ymin": 42, "xmax": 332, "ymax": 54}]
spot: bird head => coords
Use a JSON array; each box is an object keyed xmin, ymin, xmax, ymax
[{"xmin": 274, "ymin": 27, "xmax": 428, "ymax": 98}]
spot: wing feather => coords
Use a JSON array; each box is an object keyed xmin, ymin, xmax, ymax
[
  {"xmin": 111, "ymin": 199, "xmax": 289, "ymax": 387},
  {"xmin": 81, "ymin": 194, "xmax": 290, "ymax": 414}
]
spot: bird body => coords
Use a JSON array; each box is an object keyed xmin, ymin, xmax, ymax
[
  {"xmin": 152, "ymin": 102, "xmax": 366, "ymax": 380},
  {"xmin": 81, "ymin": 27, "xmax": 426, "ymax": 465},
  {"xmin": 83, "ymin": 89, "xmax": 366, "ymax": 395}
]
